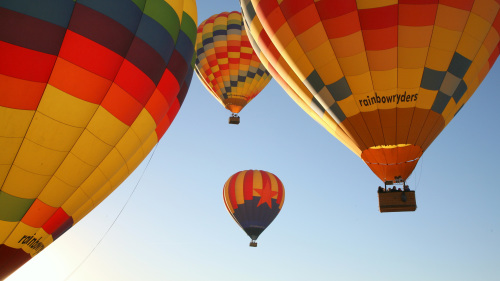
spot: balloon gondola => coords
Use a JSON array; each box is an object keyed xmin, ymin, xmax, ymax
[{"xmin": 240, "ymin": 0, "xmax": 500, "ymax": 211}]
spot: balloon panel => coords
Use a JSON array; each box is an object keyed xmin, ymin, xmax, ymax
[
  {"xmin": 195, "ymin": 11, "xmax": 272, "ymax": 113},
  {"xmin": 223, "ymin": 170, "xmax": 284, "ymax": 240},
  {"xmin": 241, "ymin": 0, "xmax": 500, "ymax": 181},
  {"xmin": 0, "ymin": 0, "xmax": 197, "ymax": 278}
]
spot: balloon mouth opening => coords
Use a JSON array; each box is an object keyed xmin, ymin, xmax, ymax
[{"xmin": 361, "ymin": 144, "xmax": 423, "ymax": 182}]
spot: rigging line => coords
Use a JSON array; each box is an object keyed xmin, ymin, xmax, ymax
[{"xmin": 64, "ymin": 143, "xmax": 159, "ymax": 281}]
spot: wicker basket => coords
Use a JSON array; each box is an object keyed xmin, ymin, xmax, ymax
[
  {"xmin": 378, "ymin": 191, "xmax": 416, "ymax": 212},
  {"xmin": 229, "ymin": 116, "xmax": 240, "ymax": 124}
]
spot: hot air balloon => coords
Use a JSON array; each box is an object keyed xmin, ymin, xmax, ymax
[
  {"xmin": 195, "ymin": 11, "xmax": 272, "ymax": 124},
  {"xmin": 223, "ymin": 170, "xmax": 284, "ymax": 247},
  {"xmin": 0, "ymin": 0, "xmax": 197, "ymax": 278},
  {"xmin": 241, "ymin": 0, "xmax": 500, "ymax": 212}
]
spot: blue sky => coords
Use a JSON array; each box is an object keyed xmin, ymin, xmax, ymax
[{"xmin": 7, "ymin": 1, "xmax": 500, "ymax": 280}]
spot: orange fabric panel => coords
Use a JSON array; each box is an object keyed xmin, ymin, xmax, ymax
[
  {"xmin": 379, "ymin": 108, "xmax": 397, "ymax": 145},
  {"xmin": 361, "ymin": 111, "xmax": 385, "ymax": 145},
  {"xmin": 396, "ymin": 107, "xmax": 414, "ymax": 144},
  {"xmin": 0, "ymin": 74, "xmax": 45, "ymax": 110},
  {"xmin": 20, "ymin": 199, "xmax": 57, "ymax": 228}
]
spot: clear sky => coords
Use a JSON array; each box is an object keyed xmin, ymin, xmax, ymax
[{"xmin": 7, "ymin": 1, "xmax": 500, "ymax": 280}]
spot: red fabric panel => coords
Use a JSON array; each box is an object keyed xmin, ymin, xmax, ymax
[
  {"xmin": 243, "ymin": 170, "xmax": 254, "ymax": 200},
  {"xmin": 0, "ymin": 41, "xmax": 56, "ymax": 82},
  {"xmin": 114, "ymin": 60, "xmax": 156, "ymax": 106},
  {"xmin": 42, "ymin": 207, "xmax": 70, "ymax": 234},
  {"xmin": 59, "ymin": 30, "xmax": 123, "ymax": 81}
]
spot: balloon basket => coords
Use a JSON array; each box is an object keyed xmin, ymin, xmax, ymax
[
  {"xmin": 249, "ymin": 241, "xmax": 257, "ymax": 247},
  {"xmin": 229, "ymin": 116, "xmax": 240, "ymax": 124},
  {"xmin": 378, "ymin": 188, "xmax": 416, "ymax": 212}
]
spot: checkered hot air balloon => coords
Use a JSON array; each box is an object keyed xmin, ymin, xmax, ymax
[
  {"xmin": 0, "ymin": 0, "xmax": 197, "ymax": 278},
  {"xmin": 223, "ymin": 170, "xmax": 284, "ymax": 247},
  {"xmin": 241, "ymin": 0, "xmax": 500, "ymax": 211},
  {"xmin": 194, "ymin": 11, "xmax": 272, "ymax": 124}
]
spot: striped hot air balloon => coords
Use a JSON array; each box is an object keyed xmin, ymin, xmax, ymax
[
  {"xmin": 241, "ymin": 0, "xmax": 500, "ymax": 211},
  {"xmin": 0, "ymin": 0, "xmax": 197, "ymax": 278},
  {"xmin": 223, "ymin": 170, "xmax": 284, "ymax": 247},
  {"xmin": 195, "ymin": 11, "xmax": 272, "ymax": 124}
]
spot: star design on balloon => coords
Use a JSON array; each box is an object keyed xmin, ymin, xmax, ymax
[{"xmin": 254, "ymin": 183, "xmax": 278, "ymax": 208}]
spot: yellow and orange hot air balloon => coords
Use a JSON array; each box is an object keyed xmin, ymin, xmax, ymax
[
  {"xmin": 195, "ymin": 11, "xmax": 272, "ymax": 124},
  {"xmin": 223, "ymin": 170, "xmax": 284, "ymax": 247},
  {"xmin": 0, "ymin": 0, "xmax": 197, "ymax": 278},
  {"xmin": 241, "ymin": 0, "xmax": 500, "ymax": 210}
]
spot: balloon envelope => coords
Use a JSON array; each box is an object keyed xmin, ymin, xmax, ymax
[
  {"xmin": 241, "ymin": 0, "xmax": 500, "ymax": 182},
  {"xmin": 195, "ymin": 11, "xmax": 272, "ymax": 115},
  {"xmin": 223, "ymin": 170, "xmax": 284, "ymax": 243},
  {"xmin": 0, "ymin": 0, "xmax": 197, "ymax": 278}
]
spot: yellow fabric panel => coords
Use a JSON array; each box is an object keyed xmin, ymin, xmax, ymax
[
  {"xmin": 465, "ymin": 11, "xmax": 495, "ymax": 42},
  {"xmin": 26, "ymin": 228, "xmax": 50, "ymax": 256},
  {"xmin": 90, "ymin": 182, "xmax": 113, "ymax": 210},
  {"xmin": 115, "ymin": 129, "xmax": 142, "ymax": 164},
  {"xmin": 338, "ymin": 52, "xmax": 369, "ymax": 76},
  {"xmin": 398, "ymin": 68, "xmax": 424, "ymax": 91},
  {"xmin": 371, "ymin": 69, "xmax": 397, "ymax": 91},
  {"xmin": 79, "ymin": 169, "xmax": 110, "ymax": 199},
  {"xmin": 223, "ymin": 180, "xmax": 234, "ymax": 213},
  {"xmin": 429, "ymin": 26, "xmax": 462, "ymax": 52},
  {"xmin": 456, "ymin": 33, "xmax": 483, "ymax": 60},
  {"xmin": 61, "ymin": 188, "xmax": 90, "ymax": 216},
  {"xmin": 330, "ymin": 31, "xmax": 365, "ymax": 58},
  {"xmin": 3, "ymin": 222, "xmax": 36, "ymax": 249},
  {"xmin": 315, "ymin": 59, "xmax": 344, "ymax": 86},
  {"xmin": 71, "ymin": 199, "xmax": 94, "ymax": 224},
  {"xmin": 472, "ymin": 0, "xmax": 499, "ymax": 23},
  {"xmin": 252, "ymin": 170, "xmax": 262, "ymax": 197},
  {"xmin": 125, "ymin": 134, "xmax": 157, "ymax": 174},
  {"xmin": 374, "ymin": 88, "xmax": 398, "ymax": 110},
  {"xmin": 54, "ymin": 153, "xmax": 94, "ymax": 187},
  {"xmin": 346, "ymin": 72, "xmax": 373, "ymax": 95},
  {"xmin": 234, "ymin": 170, "xmax": 246, "ymax": 205},
  {"xmin": 21, "ymin": 228, "xmax": 45, "ymax": 255},
  {"xmin": 353, "ymin": 91, "xmax": 377, "ymax": 112},
  {"xmin": 0, "ymin": 165, "xmax": 9, "ymax": 184},
  {"xmin": 130, "ymin": 110, "xmax": 157, "ymax": 143},
  {"xmin": 71, "ymin": 129, "xmax": 113, "ymax": 167},
  {"xmin": 282, "ymin": 39, "xmax": 313, "ymax": 81},
  {"xmin": 0, "ymin": 220, "xmax": 17, "ymax": 244},
  {"xmin": 38, "ymin": 177, "xmax": 76, "ymax": 207},
  {"xmin": 86, "ymin": 106, "xmax": 129, "ymax": 146},
  {"xmin": 337, "ymin": 96, "xmax": 360, "ymax": 117},
  {"xmin": 14, "ymin": 138, "xmax": 67, "ymax": 176},
  {"xmin": 38, "ymin": 85, "xmax": 98, "ymax": 127},
  {"xmin": 182, "ymin": 0, "xmax": 197, "ymax": 25},
  {"xmin": 356, "ymin": 0, "xmax": 396, "ymax": 9},
  {"xmin": 0, "ymin": 106, "xmax": 34, "ymax": 137},
  {"xmin": 107, "ymin": 161, "xmax": 130, "ymax": 192},
  {"xmin": 435, "ymin": 4, "xmax": 469, "ymax": 32},
  {"xmin": 398, "ymin": 47, "xmax": 427, "ymax": 69},
  {"xmin": 26, "ymin": 112, "xmax": 83, "ymax": 152},
  {"xmin": 425, "ymin": 46, "xmax": 454, "ymax": 71},
  {"xmin": 441, "ymin": 98, "xmax": 457, "ymax": 122},
  {"xmin": 1, "ymin": 166, "xmax": 50, "ymax": 198},
  {"xmin": 416, "ymin": 88, "xmax": 437, "ymax": 109},
  {"xmin": 297, "ymin": 23, "xmax": 328, "ymax": 53},
  {"xmin": 97, "ymin": 148, "xmax": 126, "ymax": 181},
  {"xmin": 398, "ymin": 26, "xmax": 433, "ymax": 48},
  {"xmin": 305, "ymin": 41, "xmax": 336, "ymax": 72},
  {"xmin": 0, "ymin": 137, "xmax": 23, "ymax": 165}
]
